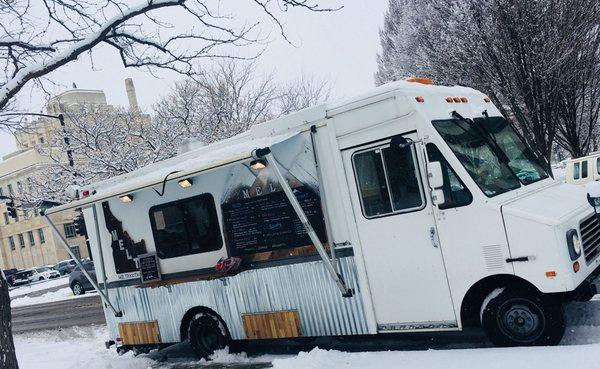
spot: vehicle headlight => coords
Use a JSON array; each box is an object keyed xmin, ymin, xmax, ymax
[{"xmin": 566, "ymin": 229, "xmax": 581, "ymax": 260}]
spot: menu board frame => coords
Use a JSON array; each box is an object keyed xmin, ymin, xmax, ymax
[
  {"xmin": 221, "ymin": 186, "xmax": 327, "ymax": 256},
  {"xmin": 138, "ymin": 252, "xmax": 162, "ymax": 283}
]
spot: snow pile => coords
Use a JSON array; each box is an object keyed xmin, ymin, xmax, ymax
[
  {"xmin": 11, "ymin": 286, "xmax": 97, "ymax": 307},
  {"xmin": 9, "ymin": 276, "xmax": 69, "ymax": 298},
  {"xmin": 15, "ymin": 326, "xmax": 154, "ymax": 369}
]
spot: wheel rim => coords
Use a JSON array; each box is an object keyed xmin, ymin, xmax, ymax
[
  {"xmin": 497, "ymin": 298, "xmax": 545, "ymax": 343},
  {"xmin": 195, "ymin": 324, "xmax": 225, "ymax": 355},
  {"xmin": 73, "ymin": 283, "xmax": 82, "ymax": 295}
]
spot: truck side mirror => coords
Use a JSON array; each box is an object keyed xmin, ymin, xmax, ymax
[
  {"xmin": 389, "ymin": 135, "xmax": 413, "ymax": 156},
  {"xmin": 428, "ymin": 161, "xmax": 444, "ymax": 189}
]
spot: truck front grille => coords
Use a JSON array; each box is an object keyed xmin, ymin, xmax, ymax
[{"xmin": 581, "ymin": 214, "xmax": 600, "ymax": 264}]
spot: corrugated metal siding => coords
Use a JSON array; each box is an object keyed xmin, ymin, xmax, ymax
[{"xmin": 104, "ymin": 256, "xmax": 368, "ymax": 342}]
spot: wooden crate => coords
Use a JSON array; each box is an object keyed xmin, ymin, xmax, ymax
[
  {"xmin": 118, "ymin": 321, "xmax": 161, "ymax": 345},
  {"xmin": 242, "ymin": 310, "xmax": 302, "ymax": 340}
]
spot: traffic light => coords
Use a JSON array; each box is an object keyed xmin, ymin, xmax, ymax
[
  {"xmin": 73, "ymin": 215, "xmax": 87, "ymax": 237},
  {"xmin": 7, "ymin": 201, "xmax": 17, "ymax": 219}
]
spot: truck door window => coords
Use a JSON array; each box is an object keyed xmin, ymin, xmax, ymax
[
  {"xmin": 426, "ymin": 143, "xmax": 473, "ymax": 209},
  {"xmin": 582, "ymin": 160, "xmax": 588, "ymax": 178},
  {"xmin": 149, "ymin": 193, "xmax": 223, "ymax": 259},
  {"xmin": 352, "ymin": 143, "xmax": 425, "ymax": 218}
]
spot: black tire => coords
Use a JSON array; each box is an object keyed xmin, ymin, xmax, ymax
[
  {"xmin": 481, "ymin": 287, "xmax": 565, "ymax": 347},
  {"xmin": 188, "ymin": 312, "xmax": 230, "ymax": 360},
  {"xmin": 71, "ymin": 281, "xmax": 85, "ymax": 296}
]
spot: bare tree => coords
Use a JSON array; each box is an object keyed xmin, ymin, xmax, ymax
[
  {"xmin": 376, "ymin": 0, "xmax": 600, "ymax": 167},
  {"xmin": 554, "ymin": 27, "xmax": 600, "ymax": 158},
  {"xmin": 153, "ymin": 60, "xmax": 278, "ymax": 145},
  {"xmin": 19, "ymin": 104, "xmax": 170, "ymax": 205},
  {"xmin": 276, "ymin": 74, "xmax": 331, "ymax": 115},
  {"xmin": 154, "ymin": 60, "xmax": 332, "ymax": 142}
]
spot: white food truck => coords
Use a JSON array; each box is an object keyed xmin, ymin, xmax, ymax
[{"xmin": 44, "ymin": 79, "xmax": 600, "ymax": 357}]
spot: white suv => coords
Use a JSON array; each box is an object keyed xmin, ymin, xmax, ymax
[{"xmin": 35, "ymin": 267, "xmax": 61, "ymax": 280}]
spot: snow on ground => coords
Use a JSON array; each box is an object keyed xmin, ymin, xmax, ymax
[
  {"xmin": 12, "ymin": 304, "xmax": 600, "ymax": 369},
  {"xmin": 9, "ymin": 276, "xmax": 69, "ymax": 298},
  {"xmin": 11, "ymin": 286, "xmax": 97, "ymax": 307},
  {"xmin": 270, "ymin": 343, "xmax": 599, "ymax": 369},
  {"xmin": 15, "ymin": 326, "xmax": 155, "ymax": 369},
  {"xmin": 14, "ymin": 325, "xmax": 274, "ymax": 369}
]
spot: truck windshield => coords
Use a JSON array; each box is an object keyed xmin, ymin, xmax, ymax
[
  {"xmin": 433, "ymin": 117, "xmax": 548, "ymax": 197},
  {"xmin": 474, "ymin": 116, "xmax": 548, "ymax": 184}
]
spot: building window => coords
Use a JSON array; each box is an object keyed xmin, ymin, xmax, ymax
[
  {"xmin": 149, "ymin": 193, "xmax": 223, "ymax": 259},
  {"xmin": 7, "ymin": 183, "xmax": 13, "ymax": 196},
  {"xmin": 28, "ymin": 231, "xmax": 35, "ymax": 246},
  {"xmin": 64, "ymin": 223, "xmax": 77, "ymax": 238},
  {"xmin": 574, "ymin": 162, "xmax": 581, "ymax": 180},
  {"xmin": 70, "ymin": 246, "xmax": 81, "ymax": 259},
  {"xmin": 8, "ymin": 236, "xmax": 15, "ymax": 251},
  {"xmin": 0, "ymin": 186, "xmax": 3, "ymax": 198},
  {"xmin": 18, "ymin": 233, "xmax": 25, "ymax": 248},
  {"xmin": 38, "ymin": 229, "xmax": 46, "ymax": 244},
  {"xmin": 352, "ymin": 142, "xmax": 425, "ymax": 218},
  {"xmin": 582, "ymin": 160, "xmax": 589, "ymax": 178},
  {"xmin": 3, "ymin": 212, "xmax": 9, "ymax": 225}
]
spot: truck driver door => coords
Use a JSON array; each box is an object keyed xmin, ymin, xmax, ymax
[{"xmin": 342, "ymin": 134, "xmax": 457, "ymax": 331}]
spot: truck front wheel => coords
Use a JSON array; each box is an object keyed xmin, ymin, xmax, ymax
[
  {"xmin": 188, "ymin": 312, "xmax": 230, "ymax": 360},
  {"xmin": 481, "ymin": 287, "xmax": 565, "ymax": 346}
]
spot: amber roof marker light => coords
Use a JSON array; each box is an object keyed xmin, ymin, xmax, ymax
[{"xmin": 406, "ymin": 77, "xmax": 433, "ymax": 85}]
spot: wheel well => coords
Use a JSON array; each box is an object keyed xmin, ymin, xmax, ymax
[
  {"xmin": 460, "ymin": 274, "xmax": 540, "ymax": 327},
  {"xmin": 180, "ymin": 306, "xmax": 229, "ymax": 342}
]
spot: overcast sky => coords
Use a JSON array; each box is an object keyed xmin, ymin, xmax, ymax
[{"xmin": 0, "ymin": 1, "xmax": 389, "ymax": 160}]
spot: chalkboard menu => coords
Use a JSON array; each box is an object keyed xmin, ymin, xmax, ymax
[
  {"xmin": 138, "ymin": 253, "xmax": 161, "ymax": 283},
  {"xmin": 222, "ymin": 186, "xmax": 327, "ymax": 256}
]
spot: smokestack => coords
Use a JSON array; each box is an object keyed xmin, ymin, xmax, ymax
[{"xmin": 125, "ymin": 78, "xmax": 139, "ymax": 112}]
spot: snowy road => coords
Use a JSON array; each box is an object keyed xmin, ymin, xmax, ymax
[
  {"xmin": 12, "ymin": 300, "xmax": 600, "ymax": 369},
  {"xmin": 12, "ymin": 295, "xmax": 104, "ymax": 333}
]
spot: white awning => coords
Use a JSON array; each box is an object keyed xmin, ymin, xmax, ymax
[{"xmin": 46, "ymin": 131, "xmax": 299, "ymax": 214}]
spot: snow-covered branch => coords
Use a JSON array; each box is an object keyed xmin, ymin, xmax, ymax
[{"xmin": 0, "ymin": 0, "xmax": 335, "ymax": 115}]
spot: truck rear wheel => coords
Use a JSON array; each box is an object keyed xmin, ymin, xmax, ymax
[
  {"xmin": 188, "ymin": 312, "xmax": 230, "ymax": 360},
  {"xmin": 481, "ymin": 287, "xmax": 565, "ymax": 346}
]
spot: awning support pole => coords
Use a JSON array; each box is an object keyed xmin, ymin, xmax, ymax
[
  {"xmin": 263, "ymin": 151, "xmax": 353, "ymax": 297},
  {"xmin": 43, "ymin": 213, "xmax": 123, "ymax": 317}
]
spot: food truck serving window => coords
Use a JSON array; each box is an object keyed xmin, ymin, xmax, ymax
[{"xmin": 149, "ymin": 193, "xmax": 223, "ymax": 259}]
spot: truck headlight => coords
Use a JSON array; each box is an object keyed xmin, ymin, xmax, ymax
[{"xmin": 566, "ymin": 229, "xmax": 581, "ymax": 260}]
